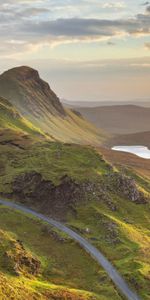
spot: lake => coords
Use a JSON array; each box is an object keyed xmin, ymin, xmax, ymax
[{"xmin": 112, "ymin": 146, "xmax": 150, "ymax": 159}]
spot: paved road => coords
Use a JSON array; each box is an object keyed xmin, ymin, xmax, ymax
[{"xmin": 0, "ymin": 198, "xmax": 141, "ymax": 300}]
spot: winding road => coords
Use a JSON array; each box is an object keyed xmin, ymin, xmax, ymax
[{"xmin": 0, "ymin": 198, "xmax": 141, "ymax": 300}]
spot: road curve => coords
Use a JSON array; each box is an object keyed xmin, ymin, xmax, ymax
[{"xmin": 0, "ymin": 198, "xmax": 141, "ymax": 300}]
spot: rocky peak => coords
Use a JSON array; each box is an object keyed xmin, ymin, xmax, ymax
[
  {"xmin": 0, "ymin": 66, "xmax": 66, "ymax": 117},
  {"xmin": 1, "ymin": 66, "xmax": 39, "ymax": 81}
]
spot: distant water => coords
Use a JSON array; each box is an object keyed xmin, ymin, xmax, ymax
[{"xmin": 112, "ymin": 146, "xmax": 150, "ymax": 159}]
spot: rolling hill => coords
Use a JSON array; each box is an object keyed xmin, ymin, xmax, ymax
[
  {"xmin": 62, "ymin": 99, "xmax": 150, "ymax": 108},
  {"xmin": 0, "ymin": 66, "xmax": 107, "ymax": 145},
  {"xmin": 106, "ymin": 131, "xmax": 150, "ymax": 149},
  {"xmin": 74, "ymin": 105, "xmax": 150, "ymax": 134}
]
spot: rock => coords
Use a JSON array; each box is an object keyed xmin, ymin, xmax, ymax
[
  {"xmin": 106, "ymin": 173, "xmax": 148, "ymax": 204},
  {"xmin": 12, "ymin": 172, "xmax": 83, "ymax": 219},
  {"xmin": 4, "ymin": 240, "xmax": 41, "ymax": 276},
  {"xmin": 41, "ymin": 225, "xmax": 67, "ymax": 243},
  {"xmin": 103, "ymin": 220, "xmax": 120, "ymax": 245}
]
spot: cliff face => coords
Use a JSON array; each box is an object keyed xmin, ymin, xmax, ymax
[{"xmin": 0, "ymin": 66, "xmax": 66, "ymax": 118}]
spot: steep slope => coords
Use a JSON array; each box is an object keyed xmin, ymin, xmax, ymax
[
  {"xmin": 75, "ymin": 105, "xmax": 150, "ymax": 134},
  {"xmin": 0, "ymin": 96, "xmax": 44, "ymax": 136},
  {"xmin": 0, "ymin": 67, "xmax": 107, "ymax": 145}
]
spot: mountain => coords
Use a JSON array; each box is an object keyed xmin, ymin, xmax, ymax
[
  {"xmin": 74, "ymin": 105, "xmax": 150, "ymax": 134},
  {"xmin": 62, "ymin": 99, "xmax": 150, "ymax": 108},
  {"xmin": 0, "ymin": 66, "xmax": 106, "ymax": 145}
]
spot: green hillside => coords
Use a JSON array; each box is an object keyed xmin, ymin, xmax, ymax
[
  {"xmin": 0, "ymin": 208, "xmax": 121, "ymax": 300},
  {"xmin": 0, "ymin": 96, "xmax": 45, "ymax": 138},
  {"xmin": 0, "ymin": 130, "xmax": 149, "ymax": 299}
]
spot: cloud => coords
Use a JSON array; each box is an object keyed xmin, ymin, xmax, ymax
[
  {"xmin": 142, "ymin": 1, "xmax": 150, "ymax": 5},
  {"xmin": 102, "ymin": 2, "xmax": 126, "ymax": 9},
  {"xmin": 0, "ymin": 1, "xmax": 149, "ymax": 56},
  {"xmin": 19, "ymin": 11, "xmax": 150, "ymax": 39}
]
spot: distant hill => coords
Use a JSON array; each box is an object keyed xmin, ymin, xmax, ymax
[
  {"xmin": 0, "ymin": 66, "xmax": 106, "ymax": 145},
  {"xmin": 74, "ymin": 105, "xmax": 150, "ymax": 134},
  {"xmin": 106, "ymin": 131, "xmax": 150, "ymax": 148},
  {"xmin": 62, "ymin": 99, "xmax": 150, "ymax": 108}
]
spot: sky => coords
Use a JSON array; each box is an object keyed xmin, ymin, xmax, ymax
[{"xmin": 0, "ymin": 0, "xmax": 150, "ymax": 102}]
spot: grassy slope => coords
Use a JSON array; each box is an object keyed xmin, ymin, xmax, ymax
[
  {"xmin": 0, "ymin": 135, "xmax": 150, "ymax": 299},
  {"xmin": 25, "ymin": 106, "xmax": 107, "ymax": 146},
  {"xmin": 0, "ymin": 97, "xmax": 46, "ymax": 139},
  {"xmin": 0, "ymin": 206, "xmax": 121, "ymax": 300},
  {"xmin": 2, "ymin": 95, "xmax": 107, "ymax": 146},
  {"xmin": 99, "ymin": 146, "xmax": 150, "ymax": 180},
  {"xmin": 0, "ymin": 141, "xmax": 110, "ymax": 193},
  {"xmin": 67, "ymin": 197, "xmax": 150, "ymax": 300}
]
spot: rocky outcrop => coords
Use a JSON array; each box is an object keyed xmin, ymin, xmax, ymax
[
  {"xmin": 11, "ymin": 170, "xmax": 147, "ymax": 220},
  {"xmin": 106, "ymin": 173, "xmax": 147, "ymax": 204},
  {"xmin": 12, "ymin": 172, "xmax": 83, "ymax": 219},
  {"xmin": 1, "ymin": 233, "xmax": 41, "ymax": 276},
  {"xmin": 12, "ymin": 171, "xmax": 119, "ymax": 218},
  {"xmin": 4, "ymin": 248, "xmax": 41, "ymax": 277}
]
